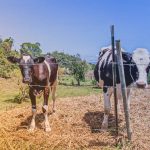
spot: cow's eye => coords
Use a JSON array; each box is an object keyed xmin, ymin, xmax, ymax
[
  {"xmin": 136, "ymin": 72, "xmax": 139, "ymax": 78},
  {"xmin": 140, "ymin": 58, "xmax": 143, "ymax": 61}
]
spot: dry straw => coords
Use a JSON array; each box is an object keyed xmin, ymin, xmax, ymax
[{"xmin": 0, "ymin": 90, "xmax": 149, "ymax": 149}]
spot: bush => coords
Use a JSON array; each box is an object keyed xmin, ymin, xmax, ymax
[
  {"xmin": 0, "ymin": 43, "xmax": 19, "ymax": 78},
  {"xmin": 91, "ymin": 79, "xmax": 97, "ymax": 85},
  {"xmin": 13, "ymin": 80, "xmax": 29, "ymax": 103}
]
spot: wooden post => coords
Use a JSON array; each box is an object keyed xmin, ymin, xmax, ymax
[
  {"xmin": 111, "ymin": 25, "xmax": 118, "ymax": 135},
  {"xmin": 116, "ymin": 40, "xmax": 132, "ymax": 141}
]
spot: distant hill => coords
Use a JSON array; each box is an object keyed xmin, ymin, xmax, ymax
[{"xmin": 88, "ymin": 61, "xmax": 97, "ymax": 65}]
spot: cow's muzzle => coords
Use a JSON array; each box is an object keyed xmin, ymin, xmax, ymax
[
  {"xmin": 136, "ymin": 81, "xmax": 147, "ymax": 88},
  {"xmin": 23, "ymin": 77, "xmax": 32, "ymax": 84}
]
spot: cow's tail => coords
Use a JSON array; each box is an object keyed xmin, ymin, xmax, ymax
[{"xmin": 94, "ymin": 62, "xmax": 103, "ymax": 88}]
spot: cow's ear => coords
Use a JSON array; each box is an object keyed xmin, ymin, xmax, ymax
[
  {"xmin": 122, "ymin": 52, "xmax": 132, "ymax": 62},
  {"xmin": 146, "ymin": 63, "xmax": 150, "ymax": 73},
  {"xmin": 33, "ymin": 57, "xmax": 45, "ymax": 63},
  {"xmin": 7, "ymin": 56, "xmax": 20, "ymax": 64}
]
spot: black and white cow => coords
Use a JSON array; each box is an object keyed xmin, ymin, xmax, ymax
[
  {"xmin": 94, "ymin": 47, "xmax": 150, "ymax": 130},
  {"xmin": 7, "ymin": 54, "xmax": 58, "ymax": 132}
]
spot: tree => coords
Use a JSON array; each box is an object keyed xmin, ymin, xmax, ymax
[
  {"xmin": 49, "ymin": 51, "xmax": 89, "ymax": 85},
  {"xmin": 1, "ymin": 37, "xmax": 14, "ymax": 52},
  {"xmin": 71, "ymin": 59, "xmax": 88, "ymax": 86},
  {"xmin": 0, "ymin": 37, "xmax": 18, "ymax": 78},
  {"xmin": 20, "ymin": 42, "xmax": 42, "ymax": 57}
]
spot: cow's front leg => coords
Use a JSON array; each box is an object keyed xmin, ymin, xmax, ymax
[
  {"xmin": 29, "ymin": 88, "xmax": 36, "ymax": 132},
  {"xmin": 43, "ymin": 87, "xmax": 51, "ymax": 132},
  {"xmin": 101, "ymin": 87, "xmax": 112, "ymax": 130}
]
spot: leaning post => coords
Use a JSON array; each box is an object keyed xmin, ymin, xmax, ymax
[
  {"xmin": 116, "ymin": 40, "xmax": 132, "ymax": 141},
  {"xmin": 111, "ymin": 25, "xmax": 118, "ymax": 135}
]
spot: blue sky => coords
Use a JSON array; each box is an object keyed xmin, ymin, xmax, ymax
[{"xmin": 0, "ymin": 0, "xmax": 150, "ymax": 61}]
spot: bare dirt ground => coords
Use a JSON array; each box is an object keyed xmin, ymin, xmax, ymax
[{"xmin": 0, "ymin": 89, "xmax": 150, "ymax": 150}]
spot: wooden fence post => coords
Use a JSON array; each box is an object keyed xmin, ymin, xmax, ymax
[
  {"xmin": 111, "ymin": 25, "xmax": 118, "ymax": 135},
  {"xmin": 116, "ymin": 40, "xmax": 132, "ymax": 141}
]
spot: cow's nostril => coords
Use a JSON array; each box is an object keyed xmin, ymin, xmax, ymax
[
  {"xmin": 23, "ymin": 77, "xmax": 31, "ymax": 84},
  {"xmin": 136, "ymin": 82, "xmax": 146, "ymax": 88}
]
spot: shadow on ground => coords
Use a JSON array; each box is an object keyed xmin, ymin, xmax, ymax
[
  {"xmin": 83, "ymin": 111, "xmax": 122, "ymax": 136},
  {"xmin": 16, "ymin": 112, "xmax": 53, "ymax": 130}
]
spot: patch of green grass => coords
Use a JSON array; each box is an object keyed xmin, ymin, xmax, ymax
[
  {"xmin": 0, "ymin": 91, "xmax": 29, "ymax": 111},
  {"xmin": 0, "ymin": 78, "xmax": 101, "ymax": 111},
  {"xmin": 59, "ymin": 75, "xmax": 76, "ymax": 85},
  {"xmin": 59, "ymin": 75, "xmax": 96, "ymax": 86},
  {"xmin": 57, "ymin": 85, "xmax": 100, "ymax": 98}
]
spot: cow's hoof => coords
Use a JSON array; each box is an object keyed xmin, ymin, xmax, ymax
[
  {"xmin": 45, "ymin": 127, "xmax": 51, "ymax": 132},
  {"xmin": 45, "ymin": 122, "xmax": 51, "ymax": 132},
  {"xmin": 29, "ymin": 121, "xmax": 35, "ymax": 132},
  {"xmin": 101, "ymin": 127, "xmax": 108, "ymax": 132},
  {"xmin": 28, "ymin": 127, "xmax": 35, "ymax": 132},
  {"xmin": 119, "ymin": 112, "xmax": 123, "ymax": 117},
  {"xmin": 52, "ymin": 108, "xmax": 56, "ymax": 113},
  {"xmin": 101, "ymin": 123, "xmax": 108, "ymax": 131},
  {"xmin": 118, "ymin": 109, "xmax": 123, "ymax": 117}
]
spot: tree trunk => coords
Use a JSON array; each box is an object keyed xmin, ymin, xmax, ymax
[{"xmin": 77, "ymin": 79, "xmax": 80, "ymax": 86}]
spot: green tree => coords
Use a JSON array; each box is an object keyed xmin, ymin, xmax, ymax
[
  {"xmin": 71, "ymin": 59, "xmax": 88, "ymax": 86},
  {"xmin": 49, "ymin": 51, "xmax": 82, "ymax": 70},
  {"xmin": 0, "ymin": 37, "xmax": 18, "ymax": 78},
  {"xmin": 20, "ymin": 42, "xmax": 42, "ymax": 57},
  {"xmin": 1, "ymin": 37, "xmax": 14, "ymax": 52},
  {"xmin": 48, "ymin": 51, "xmax": 89, "ymax": 85},
  {"xmin": 48, "ymin": 51, "xmax": 72, "ymax": 69}
]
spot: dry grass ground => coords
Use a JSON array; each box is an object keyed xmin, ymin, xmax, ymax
[{"xmin": 0, "ymin": 88, "xmax": 149, "ymax": 150}]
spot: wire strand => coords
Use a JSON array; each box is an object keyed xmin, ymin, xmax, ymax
[{"xmin": 0, "ymin": 61, "xmax": 149, "ymax": 66}]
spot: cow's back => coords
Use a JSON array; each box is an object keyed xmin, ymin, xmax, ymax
[
  {"xmin": 45, "ymin": 57, "xmax": 58, "ymax": 86},
  {"xmin": 94, "ymin": 48, "xmax": 139, "ymax": 88}
]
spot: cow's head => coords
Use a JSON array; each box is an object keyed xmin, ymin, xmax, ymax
[
  {"xmin": 132, "ymin": 48, "xmax": 150, "ymax": 88},
  {"xmin": 7, "ymin": 54, "xmax": 45, "ymax": 84}
]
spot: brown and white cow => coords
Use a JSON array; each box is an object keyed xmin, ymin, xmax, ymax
[{"xmin": 7, "ymin": 54, "xmax": 58, "ymax": 132}]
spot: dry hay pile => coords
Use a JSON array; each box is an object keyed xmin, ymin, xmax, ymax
[
  {"xmin": 0, "ymin": 89, "xmax": 150, "ymax": 150},
  {"xmin": 129, "ymin": 89, "xmax": 150, "ymax": 149}
]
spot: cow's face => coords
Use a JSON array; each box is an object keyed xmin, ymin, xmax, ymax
[
  {"xmin": 7, "ymin": 55, "xmax": 45, "ymax": 84},
  {"xmin": 132, "ymin": 48, "xmax": 150, "ymax": 88}
]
